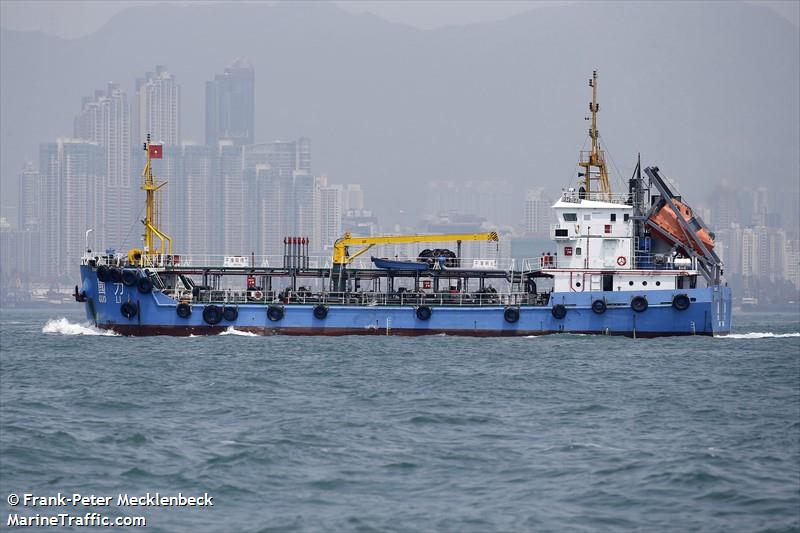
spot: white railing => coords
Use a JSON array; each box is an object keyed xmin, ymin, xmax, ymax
[{"xmin": 560, "ymin": 189, "xmax": 632, "ymax": 205}]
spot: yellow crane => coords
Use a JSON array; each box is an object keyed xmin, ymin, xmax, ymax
[{"xmin": 332, "ymin": 231, "xmax": 499, "ymax": 266}]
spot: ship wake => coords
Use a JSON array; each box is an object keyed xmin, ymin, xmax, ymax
[
  {"xmin": 42, "ymin": 318, "xmax": 119, "ymax": 336},
  {"xmin": 721, "ymin": 332, "xmax": 800, "ymax": 339}
]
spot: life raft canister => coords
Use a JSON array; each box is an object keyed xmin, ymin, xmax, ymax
[{"xmin": 617, "ymin": 256, "xmax": 627, "ymax": 266}]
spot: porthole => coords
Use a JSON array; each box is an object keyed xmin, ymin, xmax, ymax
[
  {"xmin": 642, "ymin": 281, "xmax": 648, "ymax": 286},
  {"xmin": 576, "ymin": 282, "xmax": 582, "ymax": 287},
  {"xmin": 655, "ymin": 281, "xmax": 661, "ymax": 286},
  {"xmin": 628, "ymin": 281, "xmax": 634, "ymax": 286}
]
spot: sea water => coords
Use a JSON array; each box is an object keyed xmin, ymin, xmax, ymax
[{"xmin": 1, "ymin": 307, "xmax": 798, "ymax": 532}]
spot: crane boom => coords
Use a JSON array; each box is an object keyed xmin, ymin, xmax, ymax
[{"xmin": 333, "ymin": 231, "xmax": 499, "ymax": 265}]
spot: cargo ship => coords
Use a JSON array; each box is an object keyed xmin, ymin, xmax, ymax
[{"xmin": 75, "ymin": 71, "xmax": 732, "ymax": 336}]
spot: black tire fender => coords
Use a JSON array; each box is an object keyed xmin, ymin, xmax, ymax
[
  {"xmin": 504, "ymin": 306, "xmax": 520, "ymax": 323},
  {"xmin": 137, "ymin": 277, "xmax": 153, "ymax": 294},
  {"xmin": 591, "ymin": 299, "xmax": 607, "ymax": 314},
  {"xmin": 176, "ymin": 303, "xmax": 192, "ymax": 319},
  {"xmin": 551, "ymin": 304, "xmax": 567, "ymax": 320},
  {"xmin": 121, "ymin": 270, "xmax": 139, "ymax": 287},
  {"xmin": 672, "ymin": 293, "xmax": 690, "ymax": 311},
  {"xmin": 631, "ymin": 296, "xmax": 648, "ymax": 313},
  {"xmin": 203, "ymin": 305, "xmax": 223, "ymax": 325},
  {"xmin": 268, "ymin": 305, "xmax": 284, "ymax": 322},
  {"xmin": 313, "ymin": 304, "xmax": 328, "ymax": 320},
  {"xmin": 416, "ymin": 305, "xmax": 432, "ymax": 321},
  {"xmin": 96, "ymin": 265, "xmax": 110, "ymax": 282},
  {"xmin": 223, "ymin": 307, "xmax": 239, "ymax": 322},
  {"xmin": 121, "ymin": 301, "xmax": 137, "ymax": 320}
]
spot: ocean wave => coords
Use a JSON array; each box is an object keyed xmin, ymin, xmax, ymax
[
  {"xmin": 722, "ymin": 332, "xmax": 800, "ymax": 339},
  {"xmin": 219, "ymin": 327, "xmax": 259, "ymax": 337},
  {"xmin": 41, "ymin": 318, "xmax": 118, "ymax": 336}
]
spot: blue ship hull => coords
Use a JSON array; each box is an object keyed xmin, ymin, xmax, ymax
[{"xmin": 77, "ymin": 266, "xmax": 732, "ymax": 337}]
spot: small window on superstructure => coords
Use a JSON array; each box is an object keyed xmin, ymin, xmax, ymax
[
  {"xmin": 575, "ymin": 247, "xmax": 582, "ymax": 255},
  {"xmin": 563, "ymin": 213, "xmax": 577, "ymax": 222},
  {"xmin": 610, "ymin": 213, "xmax": 616, "ymax": 222},
  {"xmin": 584, "ymin": 214, "xmax": 591, "ymax": 221},
  {"xmin": 624, "ymin": 213, "xmax": 630, "ymax": 222}
]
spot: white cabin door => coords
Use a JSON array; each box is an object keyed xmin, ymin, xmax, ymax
[{"xmin": 590, "ymin": 274, "xmax": 602, "ymax": 291}]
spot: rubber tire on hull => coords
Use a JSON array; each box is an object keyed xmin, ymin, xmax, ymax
[
  {"xmin": 223, "ymin": 307, "xmax": 238, "ymax": 322},
  {"xmin": 176, "ymin": 303, "xmax": 192, "ymax": 318},
  {"xmin": 416, "ymin": 306, "xmax": 432, "ymax": 321},
  {"xmin": 137, "ymin": 277, "xmax": 153, "ymax": 294},
  {"xmin": 268, "ymin": 305, "xmax": 284, "ymax": 322},
  {"xmin": 631, "ymin": 296, "xmax": 648, "ymax": 313},
  {"xmin": 121, "ymin": 301, "xmax": 137, "ymax": 319},
  {"xmin": 96, "ymin": 265, "xmax": 110, "ymax": 282},
  {"xmin": 313, "ymin": 305, "xmax": 328, "ymax": 320},
  {"xmin": 504, "ymin": 307, "xmax": 520, "ymax": 323},
  {"xmin": 551, "ymin": 304, "xmax": 567, "ymax": 320},
  {"xmin": 109, "ymin": 268, "xmax": 123, "ymax": 283},
  {"xmin": 203, "ymin": 305, "xmax": 223, "ymax": 325},
  {"xmin": 592, "ymin": 299, "xmax": 607, "ymax": 314},
  {"xmin": 672, "ymin": 293, "xmax": 691, "ymax": 311},
  {"xmin": 122, "ymin": 270, "xmax": 139, "ymax": 287}
]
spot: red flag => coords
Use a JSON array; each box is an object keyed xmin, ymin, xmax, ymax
[{"xmin": 148, "ymin": 144, "xmax": 163, "ymax": 159}]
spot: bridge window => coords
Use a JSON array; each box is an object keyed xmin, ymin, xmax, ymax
[
  {"xmin": 624, "ymin": 214, "xmax": 630, "ymax": 222},
  {"xmin": 610, "ymin": 213, "xmax": 617, "ymax": 222},
  {"xmin": 584, "ymin": 214, "xmax": 591, "ymax": 221},
  {"xmin": 563, "ymin": 213, "xmax": 577, "ymax": 221}
]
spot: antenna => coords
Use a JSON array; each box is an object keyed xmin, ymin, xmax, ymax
[{"xmin": 577, "ymin": 70, "xmax": 611, "ymax": 199}]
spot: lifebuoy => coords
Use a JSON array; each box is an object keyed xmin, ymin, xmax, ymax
[
  {"xmin": 252, "ymin": 290, "xmax": 264, "ymax": 300},
  {"xmin": 223, "ymin": 307, "xmax": 239, "ymax": 322},
  {"xmin": 96, "ymin": 265, "xmax": 110, "ymax": 282},
  {"xmin": 176, "ymin": 303, "xmax": 192, "ymax": 318},
  {"xmin": 591, "ymin": 299, "xmax": 607, "ymax": 314},
  {"xmin": 551, "ymin": 304, "xmax": 567, "ymax": 319},
  {"xmin": 616, "ymin": 256, "xmax": 627, "ymax": 266},
  {"xmin": 416, "ymin": 306, "xmax": 432, "ymax": 321},
  {"xmin": 313, "ymin": 304, "xmax": 328, "ymax": 320},
  {"xmin": 504, "ymin": 306, "xmax": 520, "ymax": 323},
  {"xmin": 137, "ymin": 277, "xmax": 153, "ymax": 294},
  {"xmin": 121, "ymin": 301, "xmax": 137, "ymax": 319},
  {"xmin": 203, "ymin": 305, "xmax": 223, "ymax": 325},
  {"xmin": 268, "ymin": 305, "xmax": 284, "ymax": 321},
  {"xmin": 631, "ymin": 296, "xmax": 648, "ymax": 313},
  {"xmin": 672, "ymin": 293, "xmax": 691, "ymax": 311},
  {"xmin": 122, "ymin": 270, "xmax": 138, "ymax": 287}
]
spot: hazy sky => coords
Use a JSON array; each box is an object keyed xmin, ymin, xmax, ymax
[{"xmin": 1, "ymin": 0, "xmax": 798, "ymax": 37}]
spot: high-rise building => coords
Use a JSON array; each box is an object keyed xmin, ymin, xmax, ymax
[
  {"xmin": 18, "ymin": 162, "xmax": 41, "ymax": 231},
  {"xmin": 39, "ymin": 139, "xmax": 105, "ymax": 280},
  {"xmin": 243, "ymin": 138, "xmax": 311, "ymax": 177},
  {"xmin": 316, "ymin": 176, "xmax": 342, "ymax": 251},
  {"xmin": 340, "ymin": 184, "xmax": 364, "ymax": 214},
  {"xmin": 426, "ymin": 179, "xmax": 515, "ymax": 226},
  {"xmin": 132, "ymin": 66, "xmax": 180, "ymax": 147},
  {"xmin": 74, "ymin": 82, "xmax": 132, "ymax": 249},
  {"xmin": 523, "ymin": 188, "xmax": 552, "ymax": 236},
  {"xmin": 206, "ymin": 59, "xmax": 255, "ymax": 147},
  {"xmin": 785, "ymin": 240, "xmax": 800, "ymax": 290},
  {"xmin": 709, "ymin": 180, "xmax": 741, "ymax": 229},
  {"xmin": 180, "ymin": 144, "xmax": 216, "ymax": 255}
]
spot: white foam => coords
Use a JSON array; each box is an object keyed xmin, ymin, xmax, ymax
[
  {"xmin": 42, "ymin": 318, "xmax": 118, "ymax": 336},
  {"xmin": 722, "ymin": 332, "xmax": 800, "ymax": 339},
  {"xmin": 219, "ymin": 327, "xmax": 259, "ymax": 337}
]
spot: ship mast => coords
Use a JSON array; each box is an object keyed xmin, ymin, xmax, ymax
[
  {"xmin": 139, "ymin": 134, "xmax": 172, "ymax": 265},
  {"xmin": 578, "ymin": 70, "xmax": 611, "ymax": 199}
]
